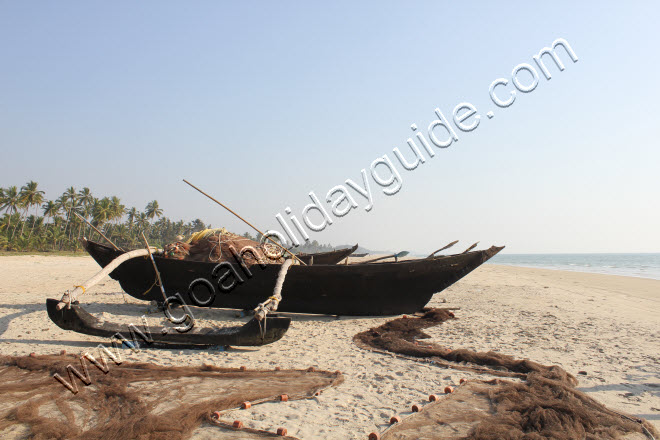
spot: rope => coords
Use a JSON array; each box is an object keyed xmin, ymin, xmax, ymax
[
  {"xmin": 253, "ymin": 259, "xmax": 293, "ymax": 321},
  {"xmin": 208, "ymin": 369, "xmax": 343, "ymax": 420},
  {"xmin": 139, "ymin": 277, "xmax": 159, "ymax": 296}
]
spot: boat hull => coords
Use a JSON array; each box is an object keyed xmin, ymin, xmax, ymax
[
  {"xmin": 296, "ymin": 244, "xmax": 358, "ymax": 265},
  {"xmin": 84, "ymin": 240, "xmax": 503, "ymax": 316}
]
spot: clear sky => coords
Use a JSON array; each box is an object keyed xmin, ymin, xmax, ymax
[{"xmin": 1, "ymin": 1, "xmax": 659, "ymax": 254}]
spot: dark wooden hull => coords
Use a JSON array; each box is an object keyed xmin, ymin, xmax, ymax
[
  {"xmin": 295, "ymin": 244, "xmax": 358, "ymax": 265},
  {"xmin": 84, "ymin": 239, "xmax": 504, "ymax": 316}
]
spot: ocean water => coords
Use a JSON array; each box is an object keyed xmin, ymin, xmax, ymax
[{"xmin": 489, "ymin": 253, "xmax": 660, "ymax": 280}]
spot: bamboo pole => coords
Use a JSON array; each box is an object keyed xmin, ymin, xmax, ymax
[
  {"xmin": 140, "ymin": 231, "xmax": 169, "ymax": 303},
  {"xmin": 182, "ymin": 179, "xmax": 306, "ymax": 266},
  {"xmin": 74, "ymin": 211, "xmax": 123, "ymax": 251}
]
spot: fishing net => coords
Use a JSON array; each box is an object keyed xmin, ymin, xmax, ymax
[
  {"xmin": 0, "ymin": 354, "xmax": 342, "ymax": 440},
  {"xmin": 163, "ymin": 228, "xmax": 284, "ymax": 265},
  {"xmin": 355, "ymin": 309, "xmax": 658, "ymax": 440}
]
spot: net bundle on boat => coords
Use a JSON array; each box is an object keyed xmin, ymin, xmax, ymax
[
  {"xmin": 355, "ymin": 309, "xmax": 658, "ymax": 440},
  {"xmin": 0, "ymin": 354, "xmax": 342, "ymax": 440},
  {"xmin": 163, "ymin": 228, "xmax": 284, "ymax": 265}
]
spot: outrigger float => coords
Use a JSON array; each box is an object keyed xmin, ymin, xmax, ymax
[
  {"xmin": 47, "ymin": 242, "xmax": 294, "ymax": 347},
  {"xmin": 46, "ymin": 299, "xmax": 290, "ymax": 346}
]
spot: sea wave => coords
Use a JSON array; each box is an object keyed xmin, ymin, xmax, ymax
[{"xmin": 489, "ymin": 253, "xmax": 660, "ymax": 280}]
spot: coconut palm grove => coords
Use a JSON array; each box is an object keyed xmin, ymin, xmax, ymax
[
  {"xmin": 0, "ymin": 181, "xmax": 213, "ymax": 252},
  {"xmin": 0, "ymin": 181, "xmax": 338, "ymax": 253}
]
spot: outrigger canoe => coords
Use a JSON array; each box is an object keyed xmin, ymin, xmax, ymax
[{"xmin": 84, "ymin": 239, "xmax": 504, "ymax": 316}]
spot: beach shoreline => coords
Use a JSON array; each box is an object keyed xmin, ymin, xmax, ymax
[{"xmin": 0, "ymin": 255, "xmax": 658, "ymax": 438}]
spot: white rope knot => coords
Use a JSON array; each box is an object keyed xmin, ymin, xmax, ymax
[{"xmin": 58, "ymin": 290, "xmax": 74, "ymax": 310}]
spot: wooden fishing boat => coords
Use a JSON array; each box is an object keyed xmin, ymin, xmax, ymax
[
  {"xmin": 295, "ymin": 244, "xmax": 358, "ymax": 265},
  {"xmin": 83, "ymin": 239, "xmax": 503, "ymax": 316},
  {"xmin": 86, "ymin": 239, "xmax": 357, "ymax": 266}
]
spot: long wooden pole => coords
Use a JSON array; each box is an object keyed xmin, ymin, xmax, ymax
[
  {"xmin": 74, "ymin": 211, "xmax": 122, "ymax": 251},
  {"xmin": 182, "ymin": 179, "xmax": 306, "ymax": 266},
  {"xmin": 461, "ymin": 241, "xmax": 479, "ymax": 254},
  {"xmin": 140, "ymin": 231, "xmax": 169, "ymax": 303},
  {"xmin": 427, "ymin": 240, "xmax": 459, "ymax": 258}
]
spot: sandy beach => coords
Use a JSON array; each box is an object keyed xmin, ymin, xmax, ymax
[{"xmin": 0, "ymin": 255, "xmax": 658, "ymax": 439}]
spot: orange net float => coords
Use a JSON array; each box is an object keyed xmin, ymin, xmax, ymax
[
  {"xmin": 389, "ymin": 416, "xmax": 402, "ymax": 424},
  {"xmin": 233, "ymin": 420, "xmax": 243, "ymax": 429},
  {"xmin": 211, "ymin": 411, "xmax": 222, "ymax": 420},
  {"xmin": 307, "ymin": 366, "xmax": 316, "ymax": 372},
  {"xmin": 277, "ymin": 427, "xmax": 288, "ymax": 436},
  {"xmin": 241, "ymin": 401, "xmax": 251, "ymax": 409},
  {"xmin": 444, "ymin": 386, "xmax": 454, "ymax": 394},
  {"xmin": 368, "ymin": 433, "xmax": 380, "ymax": 440},
  {"xmin": 411, "ymin": 404, "xmax": 421, "ymax": 412},
  {"xmin": 279, "ymin": 394, "xmax": 289, "ymax": 402},
  {"xmin": 239, "ymin": 366, "xmax": 247, "ymax": 371},
  {"xmin": 274, "ymin": 366, "xmax": 281, "ymax": 371},
  {"xmin": 429, "ymin": 394, "xmax": 439, "ymax": 402},
  {"xmin": 460, "ymin": 378, "xmax": 466, "ymax": 384}
]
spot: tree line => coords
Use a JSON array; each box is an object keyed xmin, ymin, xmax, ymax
[
  {"xmin": 0, "ymin": 181, "xmax": 337, "ymax": 254},
  {"xmin": 0, "ymin": 181, "xmax": 210, "ymax": 252}
]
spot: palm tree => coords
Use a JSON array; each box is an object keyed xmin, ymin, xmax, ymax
[
  {"xmin": 105, "ymin": 196, "xmax": 125, "ymax": 236},
  {"xmin": 145, "ymin": 200, "xmax": 163, "ymax": 221},
  {"xmin": 1, "ymin": 186, "xmax": 21, "ymax": 239},
  {"xmin": 42, "ymin": 200, "xmax": 60, "ymax": 225},
  {"xmin": 61, "ymin": 186, "xmax": 78, "ymax": 239},
  {"xmin": 126, "ymin": 207, "xmax": 138, "ymax": 232},
  {"xmin": 20, "ymin": 181, "xmax": 45, "ymax": 239},
  {"xmin": 77, "ymin": 187, "xmax": 93, "ymax": 208},
  {"xmin": 92, "ymin": 197, "xmax": 112, "ymax": 232},
  {"xmin": 136, "ymin": 212, "xmax": 149, "ymax": 234},
  {"xmin": 47, "ymin": 226, "xmax": 67, "ymax": 251},
  {"xmin": 76, "ymin": 187, "xmax": 94, "ymax": 239},
  {"xmin": 112, "ymin": 224, "xmax": 131, "ymax": 247},
  {"xmin": 110, "ymin": 196, "xmax": 125, "ymax": 223}
]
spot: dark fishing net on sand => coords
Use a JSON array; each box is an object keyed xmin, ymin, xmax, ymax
[
  {"xmin": 0, "ymin": 354, "xmax": 342, "ymax": 440},
  {"xmin": 354, "ymin": 309, "xmax": 658, "ymax": 440}
]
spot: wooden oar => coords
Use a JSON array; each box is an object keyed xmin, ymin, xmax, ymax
[
  {"xmin": 427, "ymin": 240, "xmax": 459, "ymax": 258},
  {"xmin": 182, "ymin": 179, "xmax": 306, "ymax": 266},
  {"xmin": 359, "ymin": 251, "xmax": 409, "ymax": 264},
  {"xmin": 461, "ymin": 241, "xmax": 479, "ymax": 254}
]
